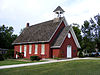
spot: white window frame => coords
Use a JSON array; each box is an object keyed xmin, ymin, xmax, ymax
[
  {"xmin": 68, "ymin": 33, "xmax": 71, "ymax": 38},
  {"xmin": 34, "ymin": 44, "xmax": 38, "ymax": 54},
  {"xmin": 16, "ymin": 54, "xmax": 18, "ymax": 58},
  {"xmin": 41, "ymin": 44, "xmax": 45, "ymax": 54},
  {"xmin": 29, "ymin": 45, "xmax": 32, "ymax": 54},
  {"xmin": 20, "ymin": 45, "xmax": 22, "ymax": 53},
  {"xmin": 24, "ymin": 45, "xmax": 27, "ymax": 57}
]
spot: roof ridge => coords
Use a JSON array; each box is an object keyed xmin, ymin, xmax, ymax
[
  {"xmin": 29, "ymin": 17, "xmax": 64, "ymax": 28},
  {"xmin": 29, "ymin": 20, "xmax": 53, "ymax": 27}
]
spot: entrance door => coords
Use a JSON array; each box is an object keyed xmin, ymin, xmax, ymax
[
  {"xmin": 24, "ymin": 45, "xmax": 26, "ymax": 57},
  {"xmin": 67, "ymin": 45, "xmax": 72, "ymax": 58}
]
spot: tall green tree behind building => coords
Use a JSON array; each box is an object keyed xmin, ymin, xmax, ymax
[
  {"xmin": 81, "ymin": 20, "xmax": 96, "ymax": 52},
  {"xmin": 0, "ymin": 25, "xmax": 17, "ymax": 49},
  {"xmin": 72, "ymin": 23, "xmax": 82, "ymax": 48},
  {"xmin": 90, "ymin": 14, "xmax": 100, "ymax": 51}
]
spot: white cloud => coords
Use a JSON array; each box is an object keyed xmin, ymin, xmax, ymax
[
  {"xmin": 0, "ymin": 0, "xmax": 100, "ymax": 35},
  {"xmin": 64, "ymin": 0, "xmax": 100, "ymax": 25}
]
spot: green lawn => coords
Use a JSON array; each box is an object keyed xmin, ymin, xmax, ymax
[
  {"xmin": 0, "ymin": 59, "xmax": 44, "ymax": 66},
  {"xmin": 0, "ymin": 59, "xmax": 100, "ymax": 75}
]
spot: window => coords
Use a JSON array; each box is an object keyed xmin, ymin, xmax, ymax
[
  {"xmin": 41, "ymin": 44, "xmax": 45, "ymax": 54},
  {"xmin": 68, "ymin": 33, "xmax": 71, "ymax": 38},
  {"xmin": 24, "ymin": 45, "xmax": 27, "ymax": 57},
  {"xmin": 35, "ymin": 44, "xmax": 38, "ymax": 54},
  {"xmin": 29, "ymin": 45, "xmax": 32, "ymax": 54},
  {"xmin": 20, "ymin": 45, "xmax": 22, "ymax": 53},
  {"xmin": 73, "ymin": 50, "xmax": 76, "ymax": 53}
]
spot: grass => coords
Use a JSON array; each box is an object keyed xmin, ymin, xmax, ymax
[
  {"xmin": 0, "ymin": 59, "xmax": 100, "ymax": 75},
  {"xmin": 0, "ymin": 59, "xmax": 45, "ymax": 66}
]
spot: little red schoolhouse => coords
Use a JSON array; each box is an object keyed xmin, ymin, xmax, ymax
[{"xmin": 12, "ymin": 6, "xmax": 80, "ymax": 59}]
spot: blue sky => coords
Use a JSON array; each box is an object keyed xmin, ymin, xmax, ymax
[{"xmin": 0, "ymin": 0, "xmax": 100, "ymax": 35}]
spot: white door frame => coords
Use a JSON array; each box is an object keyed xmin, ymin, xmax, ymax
[
  {"xmin": 16, "ymin": 54, "xmax": 18, "ymax": 58},
  {"xmin": 67, "ymin": 45, "xmax": 72, "ymax": 58},
  {"xmin": 24, "ymin": 45, "xmax": 26, "ymax": 57}
]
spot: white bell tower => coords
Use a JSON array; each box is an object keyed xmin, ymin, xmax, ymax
[{"xmin": 53, "ymin": 6, "xmax": 65, "ymax": 18}]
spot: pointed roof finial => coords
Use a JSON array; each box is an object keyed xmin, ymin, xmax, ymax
[{"xmin": 53, "ymin": 6, "xmax": 65, "ymax": 17}]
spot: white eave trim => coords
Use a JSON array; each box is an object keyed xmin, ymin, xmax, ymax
[
  {"xmin": 51, "ymin": 46, "xmax": 60, "ymax": 48},
  {"xmin": 62, "ymin": 16, "xmax": 68, "ymax": 26},
  {"xmin": 70, "ymin": 26, "xmax": 81, "ymax": 48},
  {"xmin": 51, "ymin": 26, "xmax": 81, "ymax": 49},
  {"xmin": 12, "ymin": 41, "xmax": 48, "ymax": 45}
]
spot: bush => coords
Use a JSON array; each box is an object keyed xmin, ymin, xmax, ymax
[
  {"xmin": 30, "ymin": 56, "xmax": 41, "ymax": 61},
  {"xmin": 0, "ymin": 54, "xmax": 4, "ymax": 61},
  {"xmin": 4, "ymin": 49, "xmax": 14, "ymax": 59},
  {"xmin": 17, "ymin": 52, "xmax": 24, "ymax": 58},
  {"xmin": 78, "ymin": 51, "xmax": 84, "ymax": 58}
]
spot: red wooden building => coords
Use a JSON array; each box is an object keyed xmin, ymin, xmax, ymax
[{"xmin": 13, "ymin": 6, "xmax": 80, "ymax": 59}]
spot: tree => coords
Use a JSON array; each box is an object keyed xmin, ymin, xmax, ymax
[
  {"xmin": 0, "ymin": 25, "xmax": 17, "ymax": 49},
  {"xmin": 90, "ymin": 14, "xmax": 100, "ymax": 51},
  {"xmin": 72, "ymin": 23, "xmax": 82, "ymax": 47},
  {"xmin": 81, "ymin": 20, "xmax": 96, "ymax": 52}
]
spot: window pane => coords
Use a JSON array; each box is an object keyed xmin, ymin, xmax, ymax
[
  {"xmin": 41, "ymin": 44, "xmax": 45, "ymax": 54},
  {"xmin": 35, "ymin": 44, "xmax": 38, "ymax": 54},
  {"xmin": 20, "ymin": 45, "xmax": 22, "ymax": 53},
  {"xmin": 29, "ymin": 45, "xmax": 32, "ymax": 54},
  {"xmin": 24, "ymin": 45, "xmax": 27, "ymax": 57}
]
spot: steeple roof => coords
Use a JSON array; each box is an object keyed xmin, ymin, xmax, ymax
[{"xmin": 53, "ymin": 6, "xmax": 65, "ymax": 13}]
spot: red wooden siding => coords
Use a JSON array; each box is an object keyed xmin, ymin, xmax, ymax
[
  {"xmin": 14, "ymin": 45, "xmax": 20, "ymax": 58},
  {"xmin": 60, "ymin": 31, "xmax": 77, "ymax": 58},
  {"xmin": 52, "ymin": 49, "xmax": 61, "ymax": 58},
  {"xmin": 51, "ymin": 31, "xmax": 77, "ymax": 58},
  {"xmin": 14, "ymin": 44, "xmax": 50, "ymax": 59},
  {"xmin": 49, "ymin": 21, "xmax": 65, "ymax": 58}
]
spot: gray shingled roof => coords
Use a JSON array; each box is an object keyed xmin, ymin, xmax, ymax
[
  {"xmin": 51, "ymin": 26, "xmax": 70, "ymax": 48},
  {"xmin": 13, "ymin": 19, "xmax": 62, "ymax": 44},
  {"xmin": 13, "ymin": 17, "xmax": 72, "ymax": 48},
  {"xmin": 53, "ymin": 6, "xmax": 65, "ymax": 12}
]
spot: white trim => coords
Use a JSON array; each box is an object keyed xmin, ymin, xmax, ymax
[
  {"xmin": 70, "ymin": 26, "xmax": 81, "ymax": 48},
  {"xmin": 29, "ymin": 45, "xmax": 32, "ymax": 54},
  {"xmin": 51, "ymin": 46, "xmax": 60, "ymax": 48},
  {"xmin": 12, "ymin": 41, "xmax": 48, "ymax": 45},
  {"xmin": 16, "ymin": 54, "xmax": 18, "ymax": 58},
  {"xmin": 20, "ymin": 45, "xmax": 22, "ymax": 53},
  {"xmin": 24, "ymin": 45, "xmax": 27, "ymax": 57},
  {"xmin": 48, "ymin": 18, "xmax": 64, "ymax": 42},
  {"xmin": 68, "ymin": 33, "xmax": 71, "ymax": 38},
  {"xmin": 67, "ymin": 45, "xmax": 72, "ymax": 58},
  {"xmin": 62, "ymin": 16, "xmax": 68, "ymax": 26},
  {"xmin": 41, "ymin": 44, "xmax": 45, "ymax": 54},
  {"xmin": 51, "ymin": 26, "xmax": 81, "ymax": 48},
  {"xmin": 34, "ymin": 44, "xmax": 38, "ymax": 54}
]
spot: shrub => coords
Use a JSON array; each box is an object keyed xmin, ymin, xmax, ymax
[
  {"xmin": 89, "ymin": 53, "xmax": 94, "ymax": 57},
  {"xmin": 78, "ymin": 51, "xmax": 84, "ymax": 58},
  {"xmin": 0, "ymin": 54, "xmax": 4, "ymax": 61},
  {"xmin": 16, "ymin": 52, "xmax": 24, "ymax": 58},
  {"xmin": 30, "ymin": 56, "xmax": 41, "ymax": 61},
  {"xmin": 4, "ymin": 49, "xmax": 14, "ymax": 59}
]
